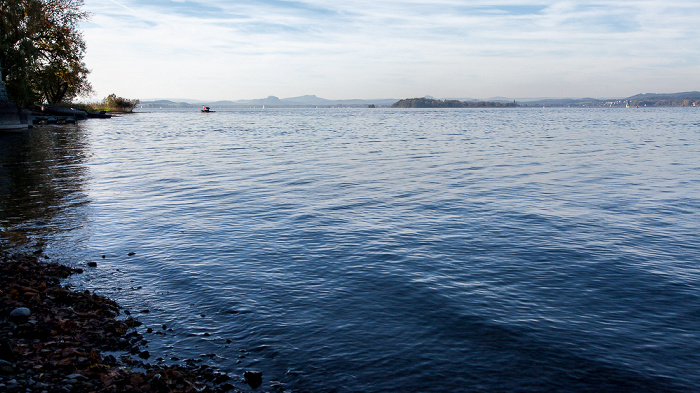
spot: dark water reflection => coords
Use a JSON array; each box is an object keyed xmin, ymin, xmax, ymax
[{"xmin": 0, "ymin": 125, "xmax": 91, "ymax": 249}]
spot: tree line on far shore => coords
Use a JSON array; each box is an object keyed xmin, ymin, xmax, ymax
[{"xmin": 392, "ymin": 98, "xmax": 517, "ymax": 108}]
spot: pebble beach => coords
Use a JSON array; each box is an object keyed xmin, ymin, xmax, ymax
[{"xmin": 0, "ymin": 249, "xmax": 256, "ymax": 393}]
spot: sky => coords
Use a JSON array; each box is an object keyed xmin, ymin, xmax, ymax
[{"xmin": 80, "ymin": 0, "xmax": 700, "ymax": 101}]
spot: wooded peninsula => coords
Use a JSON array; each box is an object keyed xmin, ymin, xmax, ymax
[{"xmin": 392, "ymin": 98, "xmax": 517, "ymax": 108}]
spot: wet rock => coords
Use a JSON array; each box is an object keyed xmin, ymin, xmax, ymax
[
  {"xmin": 103, "ymin": 354, "xmax": 117, "ymax": 365},
  {"xmin": 148, "ymin": 373, "xmax": 167, "ymax": 391},
  {"xmin": 214, "ymin": 373, "xmax": 230, "ymax": 384},
  {"xmin": 244, "ymin": 370, "xmax": 263, "ymax": 389},
  {"xmin": 10, "ymin": 307, "xmax": 31, "ymax": 319},
  {"xmin": 127, "ymin": 252, "xmax": 136, "ymax": 256},
  {"xmin": 87, "ymin": 261, "xmax": 97, "ymax": 267},
  {"xmin": 0, "ymin": 359, "xmax": 13, "ymax": 374},
  {"xmin": 139, "ymin": 350, "xmax": 151, "ymax": 359}
]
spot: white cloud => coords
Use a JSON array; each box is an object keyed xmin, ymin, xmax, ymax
[{"xmin": 81, "ymin": 0, "xmax": 700, "ymax": 100}]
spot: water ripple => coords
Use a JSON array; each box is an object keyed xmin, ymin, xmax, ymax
[{"xmin": 3, "ymin": 108, "xmax": 700, "ymax": 392}]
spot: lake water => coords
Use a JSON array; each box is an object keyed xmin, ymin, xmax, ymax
[{"xmin": 1, "ymin": 108, "xmax": 699, "ymax": 392}]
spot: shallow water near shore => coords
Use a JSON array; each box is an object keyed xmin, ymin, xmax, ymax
[{"xmin": 2, "ymin": 107, "xmax": 700, "ymax": 391}]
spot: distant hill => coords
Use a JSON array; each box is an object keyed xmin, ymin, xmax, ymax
[
  {"xmin": 628, "ymin": 91, "xmax": 700, "ymax": 101},
  {"xmin": 519, "ymin": 97, "xmax": 605, "ymax": 107},
  {"xmin": 140, "ymin": 95, "xmax": 398, "ymax": 108},
  {"xmin": 625, "ymin": 91, "xmax": 700, "ymax": 107},
  {"xmin": 140, "ymin": 100, "xmax": 193, "ymax": 108},
  {"xmin": 139, "ymin": 92, "xmax": 700, "ymax": 109},
  {"xmin": 521, "ymin": 92, "xmax": 700, "ymax": 107}
]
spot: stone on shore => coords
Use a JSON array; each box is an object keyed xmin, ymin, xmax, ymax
[
  {"xmin": 9, "ymin": 307, "xmax": 31, "ymax": 319},
  {"xmin": 244, "ymin": 370, "xmax": 263, "ymax": 389}
]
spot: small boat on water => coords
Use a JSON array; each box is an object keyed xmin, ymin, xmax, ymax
[{"xmin": 201, "ymin": 106, "xmax": 215, "ymax": 113}]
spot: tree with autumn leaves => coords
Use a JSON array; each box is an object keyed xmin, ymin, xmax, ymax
[{"xmin": 0, "ymin": 0, "xmax": 92, "ymax": 106}]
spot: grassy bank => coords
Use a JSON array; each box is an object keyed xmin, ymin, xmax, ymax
[{"xmin": 53, "ymin": 94, "xmax": 140, "ymax": 114}]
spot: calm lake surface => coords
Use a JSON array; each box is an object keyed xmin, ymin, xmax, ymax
[{"xmin": 1, "ymin": 108, "xmax": 699, "ymax": 392}]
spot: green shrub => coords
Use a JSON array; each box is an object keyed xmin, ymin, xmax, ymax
[{"xmin": 103, "ymin": 94, "xmax": 139, "ymax": 112}]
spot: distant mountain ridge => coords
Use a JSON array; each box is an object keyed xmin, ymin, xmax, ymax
[
  {"xmin": 140, "ymin": 95, "xmax": 398, "ymax": 108},
  {"xmin": 140, "ymin": 92, "xmax": 700, "ymax": 108},
  {"xmin": 520, "ymin": 91, "xmax": 700, "ymax": 107}
]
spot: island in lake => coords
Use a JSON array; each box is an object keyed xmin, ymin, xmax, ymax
[{"xmin": 391, "ymin": 97, "xmax": 517, "ymax": 108}]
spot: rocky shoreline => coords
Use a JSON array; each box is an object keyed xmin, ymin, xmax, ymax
[{"xmin": 0, "ymin": 249, "xmax": 256, "ymax": 393}]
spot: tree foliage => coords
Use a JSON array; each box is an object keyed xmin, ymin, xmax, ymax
[
  {"xmin": 392, "ymin": 97, "xmax": 518, "ymax": 108},
  {"xmin": 0, "ymin": 0, "xmax": 92, "ymax": 105},
  {"xmin": 102, "ymin": 93, "xmax": 139, "ymax": 112}
]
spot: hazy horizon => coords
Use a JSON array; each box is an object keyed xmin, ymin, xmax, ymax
[
  {"xmin": 82, "ymin": 1, "xmax": 700, "ymax": 101},
  {"xmin": 139, "ymin": 92, "xmax": 686, "ymax": 104}
]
